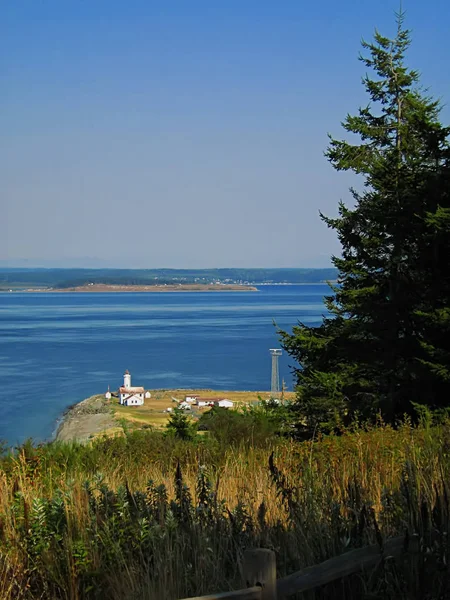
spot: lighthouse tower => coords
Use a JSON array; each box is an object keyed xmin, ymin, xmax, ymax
[{"xmin": 123, "ymin": 369, "xmax": 131, "ymax": 389}]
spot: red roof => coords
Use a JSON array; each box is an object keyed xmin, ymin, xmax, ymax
[{"xmin": 119, "ymin": 386, "xmax": 144, "ymax": 393}]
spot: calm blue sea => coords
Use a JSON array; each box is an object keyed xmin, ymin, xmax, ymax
[{"xmin": 0, "ymin": 285, "xmax": 327, "ymax": 444}]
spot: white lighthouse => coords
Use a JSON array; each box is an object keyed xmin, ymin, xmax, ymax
[
  {"xmin": 123, "ymin": 369, "xmax": 131, "ymax": 388},
  {"xmin": 118, "ymin": 369, "xmax": 150, "ymax": 406}
]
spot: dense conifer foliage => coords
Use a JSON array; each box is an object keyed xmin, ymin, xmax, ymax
[{"xmin": 281, "ymin": 15, "xmax": 450, "ymax": 431}]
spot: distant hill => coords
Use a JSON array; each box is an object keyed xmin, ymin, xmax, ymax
[{"xmin": 0, "ymin": 267, "xmax": 338, "ymax": 290}]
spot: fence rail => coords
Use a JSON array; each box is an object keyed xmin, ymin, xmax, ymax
[
  {"xmin": 181, "ymin": 587, "xmax": 262, "ymax": 600},
  {"xmin": 179, "ymin": 534, "xmax": 418, "ymax": 600}
]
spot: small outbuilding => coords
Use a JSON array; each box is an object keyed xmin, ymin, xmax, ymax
[
  {"xmin": 216, "ymin": 399, "xmax": 233, "ymax": 409},
  {"xmin": 185, "ymin": 395, "xmax": 199, "ymax": 403},
  {"xmin": 196, "ymin": 397, "xmax": 233, "ymax": 409},
  {"xmin": 196, "ymin": 398, "xmax": 215, "ymax": 407}
]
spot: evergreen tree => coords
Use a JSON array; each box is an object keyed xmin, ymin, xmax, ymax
[
  {"xmin": 165, "ymin": 407, "xmax": 197, "ymax": 440},
  {"xmin": 280, "ymin": 14, "xmax": 450, "ymax": 431}
]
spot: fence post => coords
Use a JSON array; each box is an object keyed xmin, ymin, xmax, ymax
[{"xmin": 243, "ymin": 549, "xmax": 277, "ymax": 600}]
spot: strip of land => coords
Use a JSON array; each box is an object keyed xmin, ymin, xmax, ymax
[
  {"xmin": 28, "ymin": 284, "xmax": 258, "ymax": 292},
  {"xmin": 55, "ymin": 389, "xmax": 295, "ymax": 442}
]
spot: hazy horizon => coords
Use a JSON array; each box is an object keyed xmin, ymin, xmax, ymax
[
  {"xmin": 0, "ymin": 259, "xmax": 334, "ymax": 270},
  {"xmin": 3, "ymin": 1, "xmax": 449, "ymax": 268}
]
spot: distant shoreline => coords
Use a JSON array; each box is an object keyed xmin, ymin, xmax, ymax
[
  {"xmin": 2, "ymin": 282, "xmax": 334, "ymax": 293},
  {"xmin": 18, "ymin": 283, "xmax": 259, "ymax": 293}
]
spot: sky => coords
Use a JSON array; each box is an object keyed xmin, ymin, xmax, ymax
[{"xmin": 2, "ymin": 1, "xmax": 449, "ymax": 268}]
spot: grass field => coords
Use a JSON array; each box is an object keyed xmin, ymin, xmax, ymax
[{"xmin": 2, "ymin": 419, "xmax": 449, "ymax": 599}]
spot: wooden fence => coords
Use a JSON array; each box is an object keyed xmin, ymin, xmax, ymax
[{"xmin": 179, "ymin": 534, "xmax": 419, "ymax": 600}]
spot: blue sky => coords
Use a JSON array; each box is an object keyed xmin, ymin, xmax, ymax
[{"xmin": 2, "ymin": 1, "xmax": 449, "ymax": 268}]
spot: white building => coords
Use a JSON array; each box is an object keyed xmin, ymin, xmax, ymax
[
  {"xmin": 195, "ymin": 397, "xmax": 233, "ymax": 409},
  {"xmin": 197, "ymin": 398, "xmax": 214, "ymax": 407},
  {"xmin": 119, "ymin": 370, "xmax": 150, "ymax": 406},
  {"xmin": 185, "ymin": 395, "xmax": 199, "ymax": 404},
  {"xmin": 216, "ymin": 399, "xmax": 233, "ymax": 409}
]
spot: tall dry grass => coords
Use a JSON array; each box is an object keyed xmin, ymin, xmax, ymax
[{"xmin": 0, "ymin": 421, "xmax": 449, "ymax": 599}]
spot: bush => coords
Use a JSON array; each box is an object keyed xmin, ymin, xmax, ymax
[{"xmin": 197, "ymin": 406, "xmax": 279, "ymax": 446}]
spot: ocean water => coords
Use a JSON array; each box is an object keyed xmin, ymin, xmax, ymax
[{"xmin": 0, "ymin": 285, "xmax": 328, "ymax": 444}]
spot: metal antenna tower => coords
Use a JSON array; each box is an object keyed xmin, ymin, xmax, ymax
[{"xmin": 269, "ymin": 349, "xmax": 282, "ymax": 396}]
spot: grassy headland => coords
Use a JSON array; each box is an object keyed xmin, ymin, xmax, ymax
[
  {"xmin": 1, "ymin": 418, "xmax": 449, "ymax": 599},
  {"xmin": 56, "ymin": 389, "xmax": 296, "ymax": 441}
]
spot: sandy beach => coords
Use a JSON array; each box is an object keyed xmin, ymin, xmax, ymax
[{"xmin": 30, "ymin": 284, "xmax": 258, "ymax": 293}]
